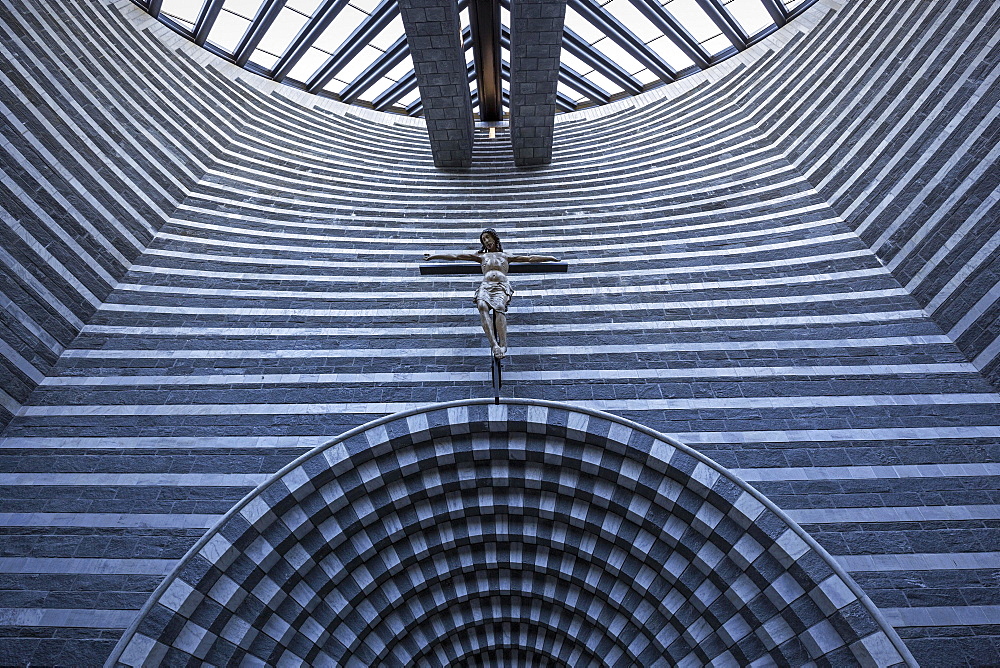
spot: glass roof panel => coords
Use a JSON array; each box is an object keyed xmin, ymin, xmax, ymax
[
  {"xmin": 557, "ymin": 81, "xmax": 588, "ymax": 103},
  {"xmin": 312, "ymin": 5, "xmax": 368, "ymax": 55},
  {"xmin": 286, "ymin": 47, "xmax": 330, "ymax": 82},
  {"xmin": 584, "ymin": 71, "xmax": 624, "ymax": 96},
  {"xmin": 724, "ymin": 0, "xmax": 771, "ymax": 35},
  {"xmin": 144, "ymin": 0, "xmax": 818, "ymax": 116},
  {"xmin": 255, "ymin": 7, "xmax": 310, "ymax": 59},
  {"xmin": 161, "ymin": 0, "xmax": 205, "ymax": 30},
  {"xmin": 590, "ymin": 39, "xmax": 644, "ymax": 74},
  {"xmin": 208, "ymin": 9, "xmax": 254, "ymax": 52},
  {"xmin": 563, "ymin": 8, "xmax": 607, "ymax": 45},
  {"xmin": 646, "ymin": 33, "xmax": 696, "ymax": 70},
  {"xmin": 662, "ymin": 0, "xmax": 726, "ymax": 44},
  {"xmin": 369, "ymin": 15, "xmax": 405, "ymax": 50},
  {"xmin": 286, "ymin": 0, "xmax": 324, "ymax": 14},
  {"xmin": 602, "ymin": 0, "xmax": 661, "ymax": 43}
]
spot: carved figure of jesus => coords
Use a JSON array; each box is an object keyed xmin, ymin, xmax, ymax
[{"xmin": 424, "ymin": 228, "xmax": 559, "ymax": 359}]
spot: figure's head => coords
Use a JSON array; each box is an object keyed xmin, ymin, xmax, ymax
[{"xmin": 479, "ymin": 228, "xmax": 503, "ymax": 253}]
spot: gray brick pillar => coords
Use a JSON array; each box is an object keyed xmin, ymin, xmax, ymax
[
  {"xmin": 509, "ymin": 0, "xmax": 567, "ymax": 166},
  {"xmin": 398, "ymin": 0, "xmax": 474, "ymax": 169}
]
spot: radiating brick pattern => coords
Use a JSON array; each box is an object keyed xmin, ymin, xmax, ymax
[
  {"xmin": 1, "ymin": 0, "xmax": 999, "ymax": 665},
  {"xmin": 509, "ymin": 0, "xmax": 567, "ymax": 166},
  {"xmin": 398, "ymin": 0, "xmax": 475, "ymax": 168},
  {"xmin": 109, "ymin": 401, "xmax": 909, "ymax": 667}
]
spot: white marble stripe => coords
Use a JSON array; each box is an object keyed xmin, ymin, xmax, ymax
[
  {"xmin": 678, "ymin": 425, "xmax": 1000, "ymax": 442},
  {"xmin": 37, "ymin": 364, "xmax": 979, "ymax": 387},
  {"xmin": 0, "ymin": 473, "xmax": 268, "ymax": 486},
  {"xmin": 8, "ymin": 426, "xmax": 998, "ymax": 450},
  {"xmin": 0, "ymin": 608, "xmax": 137, "ymax": 629},
  {"xmin": 949, "ymin": 280, "xmax": 1000, "ymax": 338},
  {"xmin": 18, "ymin": 395, "xmax": 1000, "ymax": 417},
  {"xmin": 850, "ymin": 13, "xmax": 1000, "ymax": 238},
  {"xmin": 0, "ymin": 557, "xmax": 175, "ymax": 575},
  {"xmin": 174, "ymin": 191, "xmax": 824, "ymax": 239},
  {"xmin": 885, "ymin": 128, "xmax": 1000, "ymax": 274},
  {"xmin": 112, "ymin": 268, "xmax": 888, "ymax": 301},
  {"xmin": 973, "ymin": 333, "xmax": 1000, "ymax": 372},
  {"xmin": 0, "ymin": 288, "xmax": 65, "ymax": 356},
  {"xmin": 0, "ymin": 99, "xmax": 142, "ymax": 258},
  {"xmin": 78, "ymin": 309, "xmax": 932, "ymax": 336},
  {"xmin": 161, "ymin": 213, "xmax": 841, "ymax": 253},
  {"xmin": 804, "ymin": 0, "xmax": 981, "ymax": 203},
  {"xmin": 55, "ymin": 336, "xmax": 957, "ymax": 358},
  {"xmin": 5, "ymin": 464, "xmax": 994, "ymax": 487},
  {"xmin": 0, "ymin": 512, "xmax": 217, "ymax": 528},
  {"xmin": 0, "ymin": 64, "xmax": 162, "ymax": 238},
  {"xmin": 0, "ymin": 387, "xmax": 21, "ymax": 415},
  {"xmin": 787, "ymin": 505, "xmax": 1000, "ymax": 524},
  {"xmin": 0, "ymin": 246, "xmax": 85, "ymax": 330},
  {"xmin": 733, "ymin": 463, "xmax": 1000, "ymax": 481},
  {"xmin": 137, "ymin": 245, "xmax": 869, "ymax": 272},
  {"xmin": 0, "ymin": 178, "xmax": 116, "ymax": 287},
  {"xmin": 133, "ymin": 248, "xmax": 873, "ymax": 279},
  {"xmin": 201, "ymin": 141, "xmax": 804, "ymax": 206},
  {"xmin": 836, "ymin": 552, "xmax": 1000, "ymax": 572},
  {"xmin": 97, "ymin": 288, "xmax": 910, "ymax": 317},
  {"xmin": 921, "ymin": 208, "xmax": 1000, "ymax": 312},
  {"xmin": 174, "ymin": 177, "xmax": 816, "ymax": 234},
  {"xmin": 0, "ymin": 337, "xmax": 44, "ymax": 384},
  {"xmin": 0, "ymin": 204, "xmax": 101, "ymax": 307},
  {"xmin": 150, "ymin": 230, "xmax": 859, "ymax": 263},
  {"xmin": 0, "ymin": 435, "xmax": 331, "ymax": 449},
  {"xmin": 883, "ymin": 605, "xmax": 1000, "ymax": 628},
  {"xmin": 17, "ymin": 0, "xmax": 210, "ymax": 184}
]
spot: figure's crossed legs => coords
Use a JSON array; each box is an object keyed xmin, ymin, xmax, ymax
[{"xmin": 477, "ymin": 301, "xmax": 507, "ymax": 359}]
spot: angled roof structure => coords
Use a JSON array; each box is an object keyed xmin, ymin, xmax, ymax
[{"xmin": 142, "ymin": 0, "xmax": 817, "ymax": 118}]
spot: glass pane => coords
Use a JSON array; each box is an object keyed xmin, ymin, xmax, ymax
[
  {"xmin": 249, "ymin": 48, "xmax": 280, "ymax": 69},
  {"xmin": 564, "ymin": 8, "xmax": 606, "ymax": 44},
  {"xmin": 385, "ymin": 54, "xmax": 415, "ymax": 80},
  {"xmin": 286, "ymin": 46, "xmax": 330, "ymax": 82},
  {"xmin": 208, "ymin": 10, "xmax": 253, "ymax": 52},
  {"xmin": 559, "ymin": 51, "xmax": 594, "ymax": 75},
  {"xmin": 591, "ymin": 39, "xmax": 643, "ymax": 74},
  {"xmin": 646, "ymin": 33, "xmax": 695, "ymax": 70},
  {"xmin": 161, "ymin": 0, "xmax": 205, "ymax": 29},
  {"xmin": 369, "ymin": 16, "xmax": 405, "ymax": 50},
  {"xmin": 350, "ymin": 0, "xmax": 383, "ymax": 14},
  {"xmin": 355, "ymin": 75, "xmax": 397, "ymax": 100},
  {"xmin": 702, "ymin": 33, "xmax": 732, "ymax": 54},
  {"xmin": 603, "ymin": 0, "xmax": 660, "ymax": 42},
  {"xmin": 286, "ymin": 0, "xmax": 323, "ymax": 14},
  {"xmin": 398, "ymin": 88, "xmax": 421, "ymax": 106},
  {"xmin": 634, "ymin": 67, "xmax": 659, "ymax": 85},
  {"xmin": 312, "ymin": 5, "xmax": 367, "ymax": 55},
  {"xmin": 221, "ymin": 0, "xmax": 264, "ymax": 20},
  {"xmin": 256, "ymin": 8, "xmax": 309, "ymax": 57},
  {"xmin": 724, "ymin": 0, "xmax": 771, "ymax": 35},
  {"xmin": 783, "ymin": 0, "xmax": 807, "ymax": 9},
  {"xmin": 557, "ymin": 81, "xmax": 585, "ymax": 103},
  {"xmin": 585, "ymin": 71, "xmax": 622, "ymax": 96},
  {"xmin": 662, "ymin": 0, "xmax": 723, "ymax": 43},
  {"xmin": 334, "ymin": 45, "xmax": 384, "ymax": 82}
]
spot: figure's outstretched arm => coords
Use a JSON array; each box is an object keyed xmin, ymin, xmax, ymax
[
  {"xmin": 507, "ymin": 254, "xmax": 559, "ymax": 263},
  {"xmin": 424, "ymin": 252, "xmax": 482, "ymax": 262}
]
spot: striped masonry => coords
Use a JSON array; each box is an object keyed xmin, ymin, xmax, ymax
[{"xmin": 0, "ymin": 0, "xmax": 998, "ymax": 665}]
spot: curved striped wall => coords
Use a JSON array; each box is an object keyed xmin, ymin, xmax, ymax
[{"xmin": 0, "ymin": 0, "xmax": 998, "ymax": 665}]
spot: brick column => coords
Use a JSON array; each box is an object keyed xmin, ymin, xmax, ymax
[
  {"xmin": 398, "ymin": 0, "xmax": 474, "ymax": 168},
  {"xmin": 509, "ymin": 0, "xmax": 567, "ymax": 166}
]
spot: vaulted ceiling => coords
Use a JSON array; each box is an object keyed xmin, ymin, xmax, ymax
[{"xmin": 142, "ymin": 0, "xmax": 815, "ymax": 119}]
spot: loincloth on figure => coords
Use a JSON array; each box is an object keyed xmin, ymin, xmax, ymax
[{"xmin": 474, "ymin": 279, "xmax": 514, "ymax": 313}]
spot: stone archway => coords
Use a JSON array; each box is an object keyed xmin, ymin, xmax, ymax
[{"xmin": 107, "ymin": 400, "xmax": 914, "ymax": 667}]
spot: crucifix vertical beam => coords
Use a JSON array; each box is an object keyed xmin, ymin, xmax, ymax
[
  {"xmin": 399, "ymin": 0, "xmax": 475, "ymax": 167},
  {"xmin": 469, "ymin": 0, "xmax": 503, "ymax": 122},
  {"xmin": 509, "ymin": 0, "xmax": 568, "ymax": 166}
]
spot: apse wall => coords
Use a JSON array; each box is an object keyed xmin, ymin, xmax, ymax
[
  {"xmin": 1, "ymin": 0, "xmax": 999, "ymax": 666},
  {"xmin": 0, "ymin": 0, "xmax": 255, "ymax": 428}
]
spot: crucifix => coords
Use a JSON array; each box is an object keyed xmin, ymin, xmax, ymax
[{"xmin": 422, "ymin": 228, "xmax": 566, "ymax": 401}]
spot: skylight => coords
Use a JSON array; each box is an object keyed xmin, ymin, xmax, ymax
[{"xmin": 144, "ymin": 0, "xmax": 817, "ymax": 117}]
